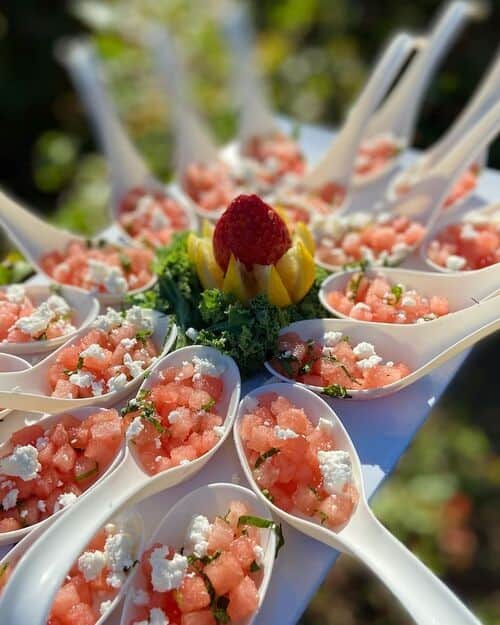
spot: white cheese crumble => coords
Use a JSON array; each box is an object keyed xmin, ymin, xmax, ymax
[
  {"xmin": 192, "ymin": 356, "xmax": 225, "ymax": 378},
  {"xmin": 460, "ymin": 223, "xmax": 477, "ymax": 240},
  {"xmin": 124, "ymin": 352, "xmax": 145, "ymax": 379},
  {"xmin": 401, "ymin": 295, "xmax": 417, "ymax": 307},
  {"xmin": 2, "ymin": 488, "xmax": 19, "ymax": 511},
  {"xmin": 14, "ymin": 302, "xmax": 54, "ymax": 337},
  {"xmin": 91, "ymin": 379, "xmax": 104, "ymax": 396},
  {"xmin": 318, "ymin": 417, "xmax": 335, "ymax": 434},
  {"xmin": 35, "ymin": 436, "xmax": 49, "ymax": 450},
  {"xmin": 323, "ymin": 331, "xmax": 343, "ymax": 347},
  {"xmin": 105, "ymin": 267, "xmax": 128, "ymax": 295},
  {"xmin": 253, "ymin": 544, "xmax": 264, "ymax": 566},
  {"xmin": 167, "ymin": 409, "xmax": 183, "ymax": 424},
  {"xmin": 107, "ymin": 372, "xmax": 129, "ymax": 393},
  {"xmin": 81, "ymin": 343, "xmax": 106, "ymax": 360},
  {"xmin": 99, "ymin": 600, "xmax": 113, "ymax": 616},
  {"xmin": 185, "ymin": 327, "xmax": 199, "ymax": 341},
  {"xmin": 46, "ymin": 294, "xmax": 71, "ymax": 317},
  {"xmin": 317, "ymin": 450, "xmax": 353, "ymax": 494},
  {"xmin": 357, "ymin": 355, "xmax": 383, "ymax": 370},
  {"xmin": 37, "ymin": 500, "xmax": 46, "ymax": 512},
  {"xmin": 125, "ymin": 306, "xmax": 155, "ymax": 333},
  {"xmin": 92, "ymin": 308, "xmax": 123, "ymax": 331},
  {"xmin": 213, "ymin": 425, "xmax": 225, "ymax": 438},
  {"xmin": 445, "ymin": 254, "xmax": 467, "ymax": 271},
  {"xmin": 149, "ymin": 607, "xmax": 169, "ymax": 625},
  {"xmin": 352, "ymin": 342, "xmax": 376, "ymax": 359},
  {"xmin": 6, "ymin": 285, "xmax": 25, "ymax": 304},
  {"xmin": 184, "ymin": 514, "xmax": 211, "ymax": 558},
  {"xmin": 78, "ymin": 550, "xmax": 106, "ymax": 581},
  {"xmin": 149, "ymin": 548, "xmax": 188, "ymax": 592},
  {"xmin": 69, "ymin": 370, "xmax": 95, "ymax": 389},
  {"xmin": 151, "ymin": 208, "xmax": 171, "ymax": 231},
  {"xmin": 132, "ymin": 588, "xmax": 150, "ymax": 606},
  {"xmin": 54, "ymin": 491, "xmax": 78, "ymax": 512},
  {"xmin": 120, "ymin": 337, "xmax": 137, "ymax": 350},
  {"xmin": 0, "ymin": 445, "xmax": 41, "ymax": 481},
  {"xmin": 244, "ymin": 396, "xmax": 259, "ymax": 412},
  {"xmin": 126, "ymin": 416, "xmax": 144, "ymax": 441},
  {"xmin": 274, "ymin": 425, "xmax": 299, "ymax": 440},
  {"xmin": 104, "ymin": 530, "xmax": 136, "ymax": 588}
]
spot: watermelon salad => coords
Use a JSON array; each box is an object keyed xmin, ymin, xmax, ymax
[
  {"xmin": 48, "ymin": 306, "xmax": 158, "ymax": 400},
  {"xmin": 326, "ymin": 271, "xmax": 450, "ymax": 323},
  {"xmin": 127, "ymin": 501, "xmax": 269, "ymax": 625},
  {"xmin": 0, "ymin": 285, "xmax": 76, "ymax": 343},
  {"xmin": 122, "ymin": 357, "xmax": 226, "ymax": 475},
  {"xmin": 271, "ymin": 332, "xmax": 410, "ymax": 393},
  {"xmin": 118, "ymin": 187, "xmax": 191, "ymax": 249},
  {"xmin": 40, "ymin": 240, "xmax": 154, "ymax": 296},
  {"xmin": 426, "ymin": 206, "xmax": 500, "ymax": 271},
  {"xmin": 0, "ymin": 516, "xmax": 141, "ymax": 625},
  {"xmin": 312, "ymin": 211, "xmax": 426, "ymax": 269},
  {"xmin": 0, "ymin": 409, "xmax": 123, "ymax": 533},
  {"xmin": 240, "ymin": 392, "xmax": 359, "ymax": 527},
  {"xmin": 241, "ymin": 132, "xmax": 306, "ymax": 184},
  {"xmin": 355, "ymin": 133, "xmax": 405, "ymax": 180}
]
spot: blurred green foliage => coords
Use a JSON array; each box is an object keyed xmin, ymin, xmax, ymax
[{"xmin": 0, "ymin": 1, "xmax": 498, "ymax": 623}]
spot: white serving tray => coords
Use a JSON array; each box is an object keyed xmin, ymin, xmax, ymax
[{"xmin": 0, "ymin": 118, "xmax": 494, "ymax": 625}]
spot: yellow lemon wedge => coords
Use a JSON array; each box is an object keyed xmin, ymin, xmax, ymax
[
  {"xmin": 201, "ymin": 219, "xmax": 215, "ymax": 239},
  {"xmin": 294, "ymin": 221, "xmax": 315, "ymax": 255},
  {"xmin": 222, "ymin": 255, "xmax": 251, "ymax": 302},
  {"xmin": 195, "ymin": 239, "xmax": 224, "ymax": 290},
  {"xmin": 253, "ymin": 264, "xmax": 292, "ymax": 307},
  {"xmin": 276, "ymin": 240, "xmax": 315, "ymax": 303},
  {"xmin": 186, "ymin": 232, "xmax": 199, "ymax": 264}
]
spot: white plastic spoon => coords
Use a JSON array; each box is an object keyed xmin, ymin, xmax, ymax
[
  {"xmin": 58, "ymin": 39, "xmax": 197, "ymax": 238},
  {"xmin": 0, "ymin": 405, "xmax": 125, "ymax": 546},
  {"xmin": 264, "ymin": 295, "xmax": 500, "ymax": 400},
  {"xmin": 0, "ymin": 353, "xmax": 31, "ymax": 421},
  {"xmin": 234, "ymin": 382, "xmax": 482, "ymax": 625},
  {"xmin": 319, "ymin": 264, "xmax": 500, "ymax": 320},
  {"xmin": 0, "ymin": 508, "xmax": 144, "ymax": 624},
  {"xmin": 0, "ymin": 311, "xmax": 176, "ymax": 414},
  {"xmin": 301, "ymin": 33, "xmax": 416, "ymax": 196},
  {"xmin": 0, "ymin": 189, "xmax": 158, "ymax": 305},
  {"xmin": 356, "ymin": 0, "xmax": 483, "ymax": 185},
  {"xmin": 0, "ymin": 284, "xmax": 99, "ymax": 356},
  {"xmin": 0, "ymin": 345, "xmax": 240, "ymax": 625},
  {"xmin": 120, "ymin": 483, "xmax": 276, "ymax": 625}
]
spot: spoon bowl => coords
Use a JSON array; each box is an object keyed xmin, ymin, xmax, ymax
[
  {"xmin": 265, "ymin": 299, "xmax": 500, "ymax": 399},
  {"xmin": 121, "ymin": 483, "xmax": 276, "ymax": 625},
  {"xmin": 0, "ymin": 311, "xmax": 176, "ymax": 414},
  {"xmin": 0, "ymin": 353, "xmax": 31, "ymax": 420},
  {"xmin": 319, "ymin": 264, "xmax": 500, "ymax": 320},
  {"xmin": 0, "ymin": 284, "xmax": 99, "ymax": 356}
]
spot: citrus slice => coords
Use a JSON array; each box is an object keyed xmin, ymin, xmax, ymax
[
  {"xmin": 294, "ymin": 222, "xmax": 315, "ymax": 255},
  {"xmin": 222, "ymin": 255, "xmax": 251, "ymax": 301},
  {"xmin": 196, "ymin": 239, "xmax": 224, "ymax": 290},
  {"xmin": 276, "ymin": 240, "xmax": 315, "ymax": 303}
]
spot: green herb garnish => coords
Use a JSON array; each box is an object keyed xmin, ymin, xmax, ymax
[
  {"xmin": 49, "ymin": 283, "xmax": 63, "ymax": 295},
  {"xmin": 390, "ymin": 284, "xmax": 403, "ymax": 303},
  {"xmin": 347, "ymin": 272, "xmax": 364, "ymax": 299},
  {"xmin": 135, "ymin": 328, "xmax": 153, "ymax": 344},
  {"xmin": 75, "ymin": 462, "xmax": 99, "ymax": 482},
  {"xmin": 63, "ymin": 355, "xmax": 84, "ymax": 376},
  {"xmin": 212, "ymin": 596, "xmax": 230, "ymax": 624},
  {"xmin": 201, "ymin": 398, "xmax": 216, "ymax": 411},
  {"xmin": 250, "ymin": 560, "xmax": 261, "ymax": 572},
  {"xmin": 238, "ymin": 515, "xmax": 285, "ymax": 557},
  {"xmin": 187, "ymin": 551, "xmax": 221, "ymax": 567},
  {"xmin": 261, "ymin": 488, "xmax": 274, "ymax": 502},
  {"xmin": 323, "ymin": 384, "xmax": 351, "ymax": 399},
  {"xmin": 254, "ymin": 447, "xmax": 279, "ymax": 468}
]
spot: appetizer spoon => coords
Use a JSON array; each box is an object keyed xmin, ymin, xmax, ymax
[
  {"xmin": 0, "ymin": 346, "xmax": 240, "ymax": 625},
  {"xmin": 265, "ymin": 296, "xmax": 500, "ymax": 400},
  {"xmin": 120, "ymin": 483, "xmax": 276, "ymax": 625},
  {"xmin": 0, "ymin": 312, "xmax": 176, "ymax": 414},
  {"xmin": 57, "ymin": 39, "xmax": 162, "ymax": 219},
  {"xmin": 0, "ymin": 189, "xmax": 158, "ymax": 305},
  {"xmin": 0, "ymin": 405, "xmax": 125, "ymax": 546},
  {"xmin": 0, "ymin": 353, "xmax": 31, "ymax": 421},
  {"xmin": 319, "ymin": 264, "xmax": 500, "ymax": 320},
  {"xmin": 355, "ymin": 0, "xmax": 483, "ymax": 186},
  {"xmin": 0, "ymin": 508, "xmax": 144, "ymax": 624},
  {"xmin": 234, "ymin": 382, "xmax": 482, "ymax": 625},
  {"xmin": 0, "ymin": 284, "xmax": 99, "ymax": 356}
]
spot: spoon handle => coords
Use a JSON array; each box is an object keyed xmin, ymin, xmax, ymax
[
  {"xmin": 0, "ymin": 454, "xmax": 144, "ymax": 625},
  {"xmin": 366, "ymin": 1, "xmax": 479, "ymax": 142},
  {"xmin": 58, "ymin": 39, "xmax": 155, "ymax": 209},
  {"xmin": 304, "ymin": 33, "xmax": 415, "ymax": 189},
  {"xmin": 342, "ymin": 506, "xmax": 482, "ymax": 625}
]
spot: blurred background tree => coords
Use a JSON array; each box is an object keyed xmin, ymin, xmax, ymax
[{"xmin": 0, "ymin": 0, "xmax": 498, "ymax": 622}]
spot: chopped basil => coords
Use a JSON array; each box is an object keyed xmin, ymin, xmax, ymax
[
  {"xmin": 347, "ymin": 272, "xmax": 363, "ymax": 299},
  {"xmin": 75, "ymin": 462, "xmax": 99, "ymax": 482},
  {"xmin": 135, "ymin": 329, "xmax": 153, "ymax": 344},
  {"xmin": 238, "ymin": 515, "xmax": 285, "ymax": 557},
  {"xmin": 318, "ymin": 511, "xmax": 328, "ymax": 526},
  {"xmin": 201, "ymin": 398, "xmax": 216, "ymax": 411},
  {"xmin": 188, "ymin": 551, "xmax": 221, "ymax": 566},
  {"xmin": 321, "ymin": 356, "xmax": 359, "ymax": 386},
  {"xmin": 121, "ymin": 388, "xmax": 165, "ymax": 434},
  {"xmin": 390, "ymin": 284, "xmax": 403, "ymax": 303},
  {"xmin": 261, "ymin": 488, "xmax": 274, "ymax": 502},
  {"xmin": 323, "ymin": 384, "xmax": 351, "ymax": 399},
  {"xmin": 63, "ymin": 355, "xmax": 84, "ymax": 376},
  {"xmin": 309, "ymin": 486, "xmax": 321, "ymax": 500},
  {"xmin": 212, "ymin": 596, "xmax": 230, "ymax": 624},
  {"xmin": 254, "ymin": 447, "xmax": 279, "ymax": 468},
  {"xmin": 342, "ymin": 259, "xmax": 369, "ymax": 272},
  {"xmin": 275, "ymin": 351, "xmax": 299, "ymax": 378},
  {"xmin": 250, "ymin": 560, "xmax": 261, "ymax": 572}
]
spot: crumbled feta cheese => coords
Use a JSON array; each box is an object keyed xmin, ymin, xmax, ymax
[
  {"xmin": 357, "ymin": 355, "xmax": 383, "ymax": 370},
  {"xmin": 69, "ymin": 370, "xmax": 95, "ymax": 389},
  {"xmin": 132, "ymin": 589, "xmax": 150, "ymax": 606},
  {"xmin": 121, "ymin": 337, "xmax": 137, "ymax": 350},
  {"xmin": 352, "ymin": 342, "xmax": 376, "ymax": 359},
  {"xmin": 151, "ymin": 208, "xmax": 171, "ymax": 231},
  {"xmin": 2, "ymin": 488, "xmax": 19, "ymax": 511},
  {"xmin": 244, "ymin": 396, "xmax": 259, "ymax": 412},
  {"xmin": 192, "ymin": 356, "xmax": 225, "ymax": 378},
  {"xmin": 274, "ymin": 425, "xmax": 298, "ymax": 440},
  {"xmin": 323, "ymin": 331, "xmax": 343, "ymax": 347},
  {"xmin": 317, "ymin": 450, "xmax": 353, "ymax": 494},
  {"xmin": 92, "ymin": 307, "xmax": 123, "ymax": 331},
  {"xmin": 167, "ymin": 409, "xmax": 183, "ymax": 424},
  {"xmin": 213, "ymin": 425, "xmax": 225, "ymax": 438},
  {"xmin": 376, "ymin": 212, "xmax": 392, "ymax": 225},
  {"xmin": 348, "ymin": 212, "xmax": 372, "ymax": 229},
  {"xmin": 386, "ymin": 361, "xmax": 394, "ymax": 367},
  {"xmin": 6, "ymin": 285, "xmax": 25, "ymax": 304},
  {"xmin": 0, "ymin": 445, "xmax": 41, "ymax": 481},
  {"xmin": 46, "ymin": 294, "xmax": 71, "ymax": 317},
  {"xmin": 107, "ymin": 372, "xmax": 128, "ymax": 393},
  {"xmin": 99, "ymin": 600, "xmax": 113, "ymax": 616},
  {"xmin": 125, "ymin": 306, "xmax": 155, "ymax": 333},
  {"xmin": 445, "ymin": 255, "xmax": 467, "ymax": 271},
  {"xmin": 35, "ymin": 436, "xmax": 49, "ymax": 450},
  {"xmin": 14, "ymin": 302, "xmax": 54, "ymax": 337},
  {"xmin": 149, "ymin": 548, "xmax": 188, "ymax": 592},
  {"xmin": 253, "ymin": 544, "xmax": 264, "ymax": 566},
  {"xmin": 37, "ymin": 500, "xmax": 46, "ymax": 512},
  {"xmin": 318, "ymin": 417, "xmax": 335, "ymax": 434},
  {"xmin": 351, "ymin": 302, "xmax": 370, "ymax": 313},
  {"xmin": 185, "ymin": 327, "xmax": 199, "ymax": 341},
  {"xmin": 78, "ymin": 550, "xmax": 106, "ymax": 581},
  {"xmin": 87, "ymin": 259, "xmax": 109, "ymax": 285},
  {"xmin": 149, "ymin": 607, "xmax": 169, "ymax": 625},
  {"xmin": 460, "ymin": 223, "xmax": 477, "ymax": 240},
  {"xmin": 124, "ymin": 352, "xmax": 145, "ymax": 379},
  {"xmin": 184, "ymin": 514, "xmax": 211, "ymax": 558},
  {"xmin": 91, "ymin": 379, "xmax": 104, "ymax": 396},
  {"xmin": 401, "ymin": 295, "xmax": 416, "ymax": 307},
  {"xmin": 126, "ymin": 416, "xmax": 144, "ymax": 441},
  {"xmin": 81, "ymin": 343, "xmax": 106, "ymax": 360},
  {"xmin": 104, "ymin": 267, "xmax": 128, "ymax": 295},
  {"xmin": 391, "ymin": 242, "xmax": 412, "ymax": 256},
  {"xmin": 179, "ymin": 459, "xmax": 190, "ymax": 466},
  {"xmin": 53, "ymin": 491, "xmax": 78, "ymax": 512},
  {"xmin": 105, "ymin": 531, "xmax": 136, "ymax": 589}
]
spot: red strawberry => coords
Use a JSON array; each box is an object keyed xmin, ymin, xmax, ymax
[{"xmin": 213, "ymin": 194, "xmax": 292, "ymax": 271}]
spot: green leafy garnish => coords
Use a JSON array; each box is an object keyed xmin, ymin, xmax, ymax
[
  {"xmin": 187, "ymin": 551, "xmax": 221, "ymax": 566},
  {"xmin": 276, "ymin": 351, "xmax": 299, "ymax": 377},
  {"xmin": 63, "ymin": 355, "xmax": 84, "ymax": 376},
  {"xmin": 255, "ymin": 447, "xmax": 279, "ymax": 468},
  {"xmin": 75, "ymin": 462, "xmax": 99, "ymax": 482},
  {"xmin": 390, "ymin": 284, "xmax": 403, "ymax": 303},
  {"xmin": 318, "ymin": 511, "xmax": 328, "ymax": 525},
  {"xmin": 212, "ymin": 596, "xmax": 230, "ymax": 624},
  {"xmin": 250, "ymin": 560, "xmax": 261, "ymax": 572},
  {"xmin": 201, "ymin": 398, "xmax": 216, "ymax": 411},
  {"xmin": 347, "ymin": 271, "xmax": 364, "ymax": 299},
  {"xmin": 342, "ymin": 258, "xmax": 369, "ymax": 272},
  {"xmin": 238, "ymin": 515, "xmax": 285, "ymax": 557},
  {"xmin": 135, "ymin": 328, "xmax": 153, "ymax": 344},
  {"xmin": 49, "ymin": 283, "xmax": 63, "ymax": 295},
  {"xmin": 121, "ymin": 389, "xmax": 165, "ymax": 434},
  {"xmin": 261, "ymin": 488, "xmax": 274, "ymax": 502},
  {"xmin": 323, "ymin": 384, "xmax": 352, "ymax": 399}
]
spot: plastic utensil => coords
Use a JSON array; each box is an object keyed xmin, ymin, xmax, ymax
[
  {"xmin": 319, "ymin": 264, "xmax": 500, "ymax": 320},
  {"xmin": 0, "ymin": 189, "xmax": 158, "ymax": 305},
  {"xmin": 0, "ymin": 312, "xmax": 176, "ymax": 413},
  {"xmin": 264, "ymin": 295, "xmax": 500, "ymax": 399},
  {"xmin": 0, "ymin": 284, "xmax": 99, "ymax": 356},
  {"xmin": 0, "ymin": 346, "xmax": 240, "ymax": 625},
  {"xmin": 234, "ymin": 382, "xmax": 483, "ymax": 625},
  {"xmin": 57, "ymin": 38, "xmax": 197, "ymax": 234},
  {"xmin": 120, "ymin": 483, "xmax": 276, "ymax": 625},
  {"xmin": 0, "ymin": 508, "xmax": 144, "ymax": 624},
  {"xmin": 0, "ymin": 405, "xmax": 125, "ymax": 546},
  {"xmin": 356, "ymin": 1, "xmax": 483, "ymax": 185},
  {"xmin": 0, "ymin": 353, "xmax": 31, "ymax": 421}
]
